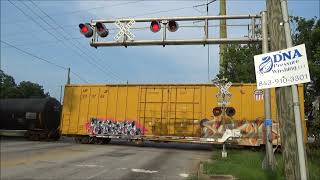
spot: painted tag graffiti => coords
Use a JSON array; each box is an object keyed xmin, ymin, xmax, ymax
[
  {"xmin": 201, "ymin": 116, "xmax": 280, "ymax": 146},
  {"xmin": 87, "ymin": 118, "xmax": 142, "ymax": 136}
]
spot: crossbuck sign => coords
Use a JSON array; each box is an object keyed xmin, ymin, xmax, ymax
[
  {"xmin": 213, "ymin": 80, "xmax": 232, "ymax": 106},
  {"xmin": 114, "ymin": 19, "xmax": 135, "ymax": 41}
]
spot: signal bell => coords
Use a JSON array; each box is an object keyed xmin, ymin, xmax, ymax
[
  {"xmin": 150, "ymin": 21, "xmax": 161, "ymax": 33},
  {"xmin": 79, "ymin": 23, "xmax": 93, "ymax": 38},
  {"xmin": 96, "ymin": 22, "xmax": 109, "ymax": 38},
  {"xmin": 167, "ymin": 20, "xmax": 179, "ymax": 32}
]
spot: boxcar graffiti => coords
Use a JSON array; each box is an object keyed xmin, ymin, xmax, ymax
[
  {"xmin": 86, "ymin": 118, "xmax": 143, "ymax": 136},
  {"xmin": 60, "ymin": 83, "xmax": 306, "ymax": 146}
]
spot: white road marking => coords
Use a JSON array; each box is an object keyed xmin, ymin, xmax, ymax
[
  {"xmin": 76, "ymin": 164, "xmax": 104, "ymax": 168},
  {"xmin": 87, "ymin": 169, "xmax": 108, "ymax": 179},
  {"xmin": 117, "ymin": 167, "xmax": 127, "ymax": 170},
  {"xmin": 179, "ymin": 173, "xmax": 189, "ymax": 178},
  {"xmin": 131, "ymin": 168, "xmax": 158, "ymax": 173}
]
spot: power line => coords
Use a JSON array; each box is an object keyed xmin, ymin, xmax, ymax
[
  {"xmin": 6, "ymin": 0, "xmax": 101, "ymax": 83},
  {"xmin": 193, "ymin": 0, "xmax": 216, "ymax": 8},
  {"xmin": 7, "ymin": 0, "xmax": 63, "ymax": 42},
  {"xmin": 70, "ymin": 71, "xmax": 89, "ymax": 84},
  {"xmin": 3, "ymin": 2, "xmax": 198, "ymax": 37},
  {"xmin": 25, "ymin": 0, "xmax": 122, "ymax": 81},
  {"xmin": 1, "ymin": 23, "xmax": 250, "ymax": 49},
  {"xmin": 10, "ymin": 0, "xmax": 121, "ymax": 82},
  {"xmin": 1, "ymin": 40, "xmax": 88, "ymax": 83},
  {"xmin": 1, "ymin": 40, "xmax": 66, "ymax": 70},
  {"xmin": 1, "ymin": 37, "xmax": 84, "ymax": 48},
  {"xmin": 3, "ymin": 0, "xmax": 222, "ymax": 83},
  {"xmin": 2, "ymin": 0, "xmax": 145, "ymax": 25},
  {"xmin": 130, "ymin": 6, "xmax": 194, "ymax": 18},
  {"xmin": 27, "ymin": 0, "xmax": 123, "ymax": 82}
]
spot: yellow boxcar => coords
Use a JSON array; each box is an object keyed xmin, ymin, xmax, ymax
[{"xmin": 60, "ymin": 83, "xmax": 305, "ymax": 146}]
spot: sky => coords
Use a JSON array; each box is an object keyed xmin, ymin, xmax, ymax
[{"xmin": 1, "ymin": 0, "xmax": 319, "ymax": 100}]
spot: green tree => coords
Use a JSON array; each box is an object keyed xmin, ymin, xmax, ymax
[
  {"xmin": 216, "ymin": 16, "xmax": 320, "ymax": 139},
  {"xmin": 0, "ymin": 70, "xmax": 49, "ymax": 98},
  {"xmin": 217, "ymin": 44, "xmax": 261, "ymax": 83},
  {"xmin": 18, "ymin": 81, "xmax": 48, "ymax": 98},
  {"xmin": 291, "ymin": 17, "xmax": 320, "ymax": 104},
  {"xmin": 0, "ymin": 70, "xmax": 22, "ymax": 98},
  {"xmin": 217, "ymin": 16, "xmax": 320, "ymax": 94}
]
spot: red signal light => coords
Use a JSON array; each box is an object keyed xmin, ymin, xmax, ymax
[
  {"xmin": 79, "ymin": 23, "xmax": 93, "ymax": 38},
  {"xmin": 81, "ymin": 26, "xmax": 88, "ymax": 33},
  {"xmin": 212, "ymin": 107, "xmax": 222, "ymax": 116},
  {"xmin": 150, "ymin": 21, "xmax": 161, "ymax": 33}
]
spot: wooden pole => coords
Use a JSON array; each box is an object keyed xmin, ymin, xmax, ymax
[
  {"xmin": 67, "ymin": 67, "xmax": 70, "ymax": 85},
  {"xmin": 219, "ymin": 0, "xmax": 227, "ymax": 72},
  {"xmin": 266, "ymin": 0, "xmax": 302, "ymax": 179}
]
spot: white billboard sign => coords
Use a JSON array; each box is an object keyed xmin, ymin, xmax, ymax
[{"xmin": 254, "ymin": 44, "xmax": 310, "ymax": 89}]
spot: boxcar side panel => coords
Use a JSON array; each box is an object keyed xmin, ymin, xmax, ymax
[
  {"xmin": 78, "ymin": 87, "xmax": 91, "ymax": 134},
  {"xmin": 68, "ymin": 87, "xmax": 82, "ymax": 134},
  {"xmin": 61, "ymin": 84, "xmax": 306, "ymax": 146},
  {"xmin": 61, "ymin": 86, "xmax": 72, "ymax": 133}
]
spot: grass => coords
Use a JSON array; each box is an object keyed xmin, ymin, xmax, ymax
[
  {"xmin": 203, "ymin": 145, "xmax": 320, "ymax": 180},
  {"xmin": 307, "ymin": 145, "xmax": 320, "ymax": 180}
]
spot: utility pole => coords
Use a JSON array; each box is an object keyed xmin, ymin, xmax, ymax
[
  {"xmin": 67, "ymin": 67, "xmax": 71, "ymax": 84},
  {"xmin": 59, "ymin": 85, "xmax": 63, "ymax": 103},
  {"xmin": 261, "ymin": 11, "xmax": 275, "ymax": 170},
  {"xmin": 219, "ymin": 0, "xmax": 227, "ymax": 72},
  {"xmin": 207, "ymin": 0, "xmax": 210, "ymax": 82},
  {"xmin": 267, "ymin": 0, "xmax": 307, "ymax": 179},
  {"xmin": 280, "ymin": 0, "xmax": 308, "ymax": 179}
]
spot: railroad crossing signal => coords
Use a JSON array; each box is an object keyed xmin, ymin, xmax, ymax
[
  {"xmin": 114, "ymin": 19, "xmax": 135, "ymax": 41},
  {"xmin": 79, "ymin": 22, "xmax": 109, "ymax": 38},
  {"xmin": 150, "ymin": 21, "xmax": 161, "ymax": 33},
  {"xmin": 150, "ymin": 20, "xmax": 179, "ymax": 33},
  {"xmin": 79, "ymin": 23, "xmax": 93, "ymax": 38},
  {"xmin": 167, "ymin": 20, "xmax": 179, "ymax": 32},
  {"xmin": 96, "ymin": 22, "xmax": 109, "ymax": 38},
  {"xmin": 79, "ymin": 15, "xmax": 262, "ymax": 47},
  {"xmin": 213, "ymin": 78, "xmax": 232, "ymax": 106}
]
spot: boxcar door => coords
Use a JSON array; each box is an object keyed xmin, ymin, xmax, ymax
[
  {"xmin": 168, "ymin": 86, "xmax": 202, "ymax": 137},
  {"xmin": 138, "ymin": 86, "xmax": 170, "ymax": 136}
]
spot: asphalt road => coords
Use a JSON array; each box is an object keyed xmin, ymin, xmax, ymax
[{"xmin": 1, "ymin": 137, "xmax": 212, "ymax": 180}]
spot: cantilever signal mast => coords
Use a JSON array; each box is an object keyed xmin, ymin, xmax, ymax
[{"xmin": 79, "ymin": 15, "xmax": 261, "ymax": 46}]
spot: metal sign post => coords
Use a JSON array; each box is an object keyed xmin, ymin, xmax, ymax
[
  {"xmin": 213, "ymin": 78, "xmax": 232, "ymax": 158},
  {"xmin": 260, "ymin": 11, "xmax": 275, "ymax": 170},
  {"xmin": 280, "ymin": 1, "xmax": 308, "ymax": 179}
]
